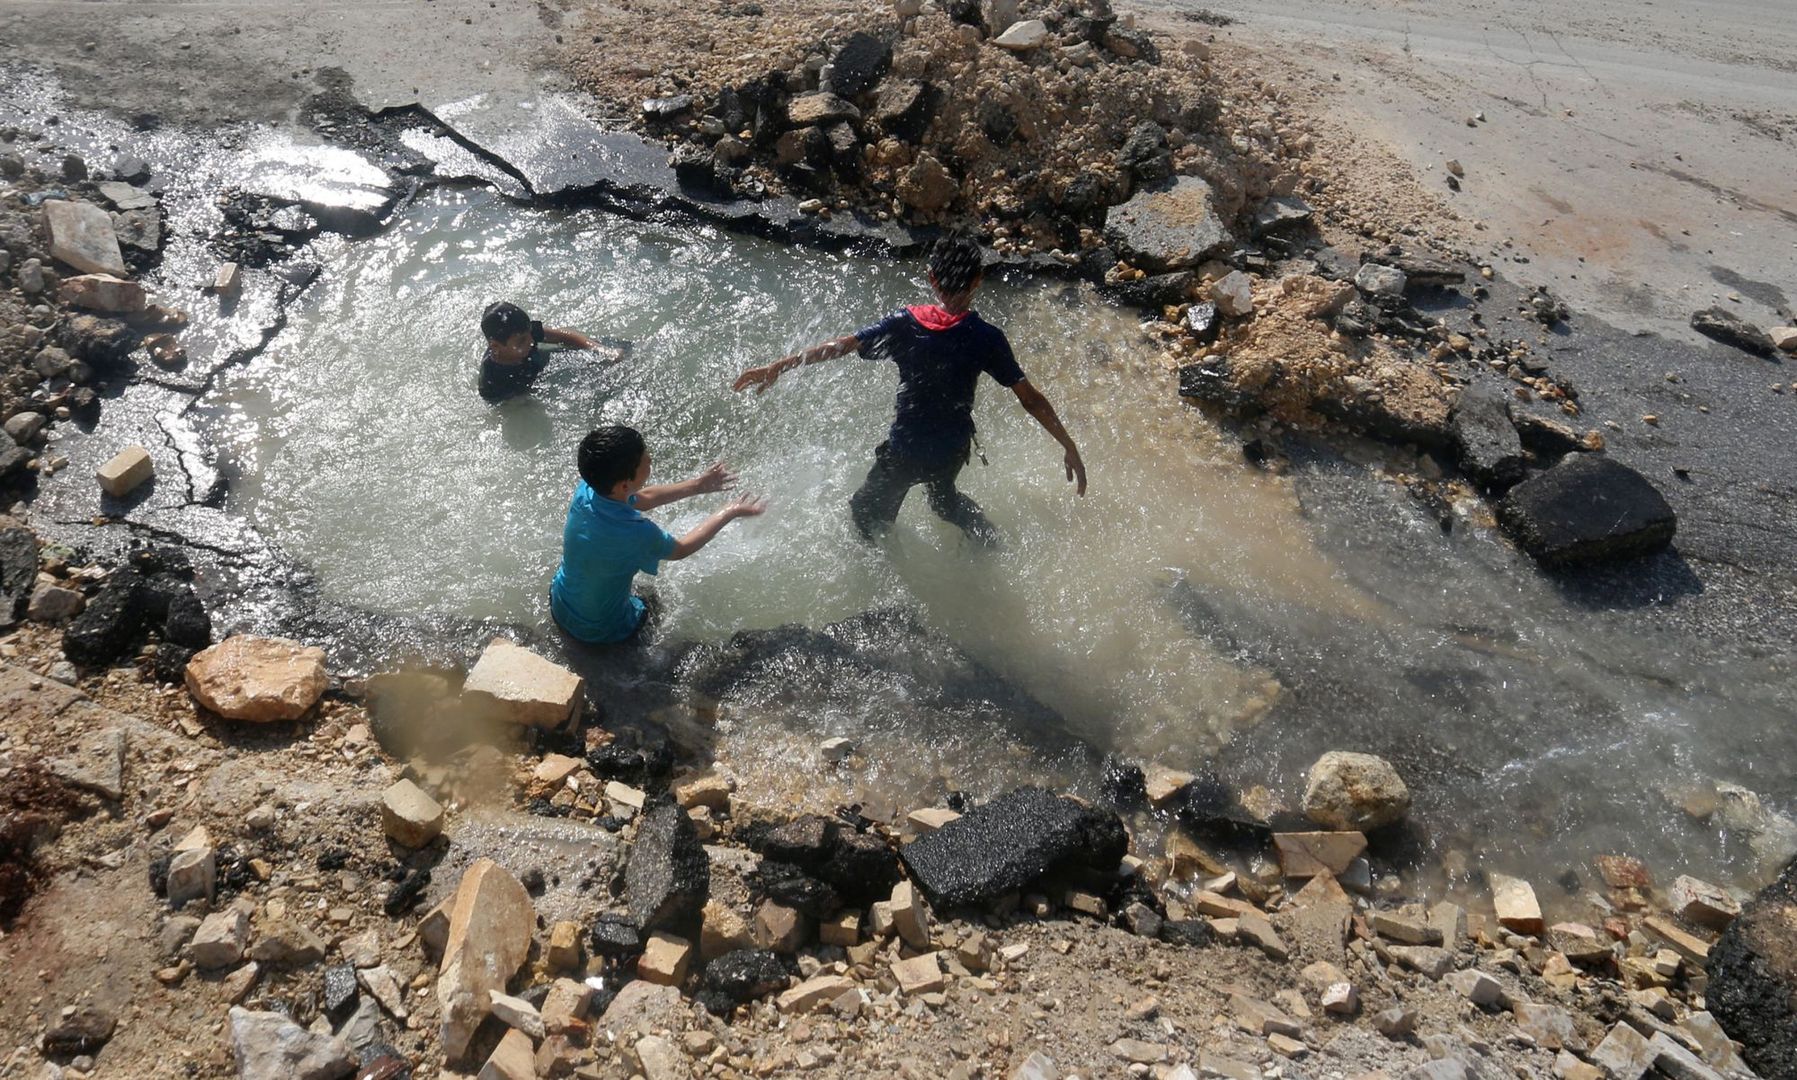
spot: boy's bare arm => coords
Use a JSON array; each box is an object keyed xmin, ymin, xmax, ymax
[
  {"xmin": 542, "ymin": 326, "xmax": 598, "ymax": 350},
  {"xmin": 634, "ymin": 463, "xmax": 736, "ymax": 511},
  {"xmin": 667, "ymin": 496, "xmax": 768, "ymax": 560},
  {"xmin": 1012, "ymin": 380, "xmax": 1087, "ymax": 495},
  {"xmin": 732, "ymin": 335, "xmax": 860, "ymax": 393}
]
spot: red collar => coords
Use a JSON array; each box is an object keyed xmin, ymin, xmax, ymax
[{"xmin": 908, "ymin": 304, "xmax": 973, "ymax": 331}]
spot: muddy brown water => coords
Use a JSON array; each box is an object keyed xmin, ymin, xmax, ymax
[{"xmin": 187, "ymin": 188, "xmax": 1797, "ymax": 907}]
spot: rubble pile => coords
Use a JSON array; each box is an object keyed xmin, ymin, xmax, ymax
[
  {"xmin": 574, "ymin": 0, "xmax": 1303, "ymax": 257},
  {"xmin": 0, "ymin": 556, "xmax": 1786, "ymax": 1077}
]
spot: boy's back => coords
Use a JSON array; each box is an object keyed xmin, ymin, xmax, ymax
[
  {"xmin": 857, "ymin": 308, "xmax": 1024, "ymax": 465},
  {"xmin": 551, "ymin": 482, "xmax": 675, "ymax": 643}
]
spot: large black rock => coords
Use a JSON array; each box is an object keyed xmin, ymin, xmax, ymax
[
  {"xmin": 817, "ymin": 829, "xmax": 902, "ymax": 907},
  {"xmin": 899, "ymin": 787, "xmax": 1128, "ymax": 908},
  {"xmin": 0, "ymin": 432, "xmax": 32, "ymax": 481},
  {"xmin": 162, "ymin": 588, "xmax": 212, "ymax": 649},
  {"xmin": 757, "ymin": 814, "xmax": 837, "ymax": 868},
  {"xmin": 830, "ymin": 31, "xmax": 892, "ymax": 98},
  {"xmin": 624, "ymin": 797, "xmax": 710, "ymax": 933},
  {"xmin": 696, "ymin": 949, "xmax": 789, "ymax": 1016},
  {"xmin": 871, "ymin": 80, "xmax": 936, "ymax": 143},
  {"xmin": 62, "ymin": 569, "xmax": 148, "ymax": 668},
  {"xmin": 1497, "ymin": 455, "xmax": 1676, "ymax": 566},
  {"xmin": 1708, "ymin": 858, "xmax": 1797, "ymax": 1080},
  {"xmin": 1100, "ymin": 271, "xmax": 1195, "ymax": 311},
  {"xmin": 747, "ymin": 861, "xmax": 839, "ymax": 918},
  {"xmin": 1449, "ymin": 381, "xmax": 1528, "ymax": 491},
  {"xmin": 0, "ymin": 527, "xmax": 36, "ymax": 627}
]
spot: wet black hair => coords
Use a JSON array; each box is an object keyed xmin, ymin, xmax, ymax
[
  {"xmin": 578, "ymin": 425, "xmax": 647, "ymax": 494},
  {"xmin": 928, "ymin": 234, "xmax": 985, "ymax": 296},
  {"xmin": 480, "ymin": 301, "xmax": 531, "ymax": 342}
]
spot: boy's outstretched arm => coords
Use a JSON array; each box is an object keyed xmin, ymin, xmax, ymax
[
  {"xmin": 634, "ymin": 463, "xmax": 735, "ymax": 511},
  {"xmin": 543, "ymin": 326, "xmax": 599, "ymax": 350},
  {"xmin": 667, "ymin": 495, "xmax": 768, "ymax": 560},
  {"xmin": 733, "ymin": 335, "xmax": 860, "ymax": 394},
  {"xmin": 1012, "ymin": 380, "xmax": 1087, "ymax": 496}
]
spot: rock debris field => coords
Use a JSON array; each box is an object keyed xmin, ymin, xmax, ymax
[{"xmin": 0, "ymin": 0, "xmax": 1795, "ymax": 1079}]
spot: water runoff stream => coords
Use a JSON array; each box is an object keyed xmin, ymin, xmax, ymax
[{"xmin": 198, "ymin": 188, "xmax": 1796, "ymax": 901}]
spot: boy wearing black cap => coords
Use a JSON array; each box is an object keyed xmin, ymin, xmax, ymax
[
  {"xmin": 732, "ymin": 235, "xmax": 1086, "ymax": 544},
  {"xmin": 478, "ymin": 301, "xmax": 606, "ymax": 403}
]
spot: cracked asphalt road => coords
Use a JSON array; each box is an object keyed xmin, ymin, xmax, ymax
[{"xmin": 1146, "ymin": 0, "xmax": 1797, "ymax": 341}]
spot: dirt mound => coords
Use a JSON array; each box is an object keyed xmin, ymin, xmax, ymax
[{"xmin": 566, "ymin": 0, "xmax": 1303, "ymax": 250}]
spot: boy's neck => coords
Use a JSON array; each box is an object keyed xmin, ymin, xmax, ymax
[{"xmin": 599, "ymin": 485, "xmax": 632, "ymax": 502}]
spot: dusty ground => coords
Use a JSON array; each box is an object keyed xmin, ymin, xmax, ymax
[{"xmin": 1138, "ymin": 0, "xmax": 1797, "ymax": 340}]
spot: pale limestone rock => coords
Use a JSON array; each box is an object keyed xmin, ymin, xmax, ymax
[
  {"xmin": 1445, "ymin": 968, "xmax": 1503, "ymax": 1006},
  {"xmin": 1668, "ymin": 875, "xmax": 1740, "ymax": 929},
  {"xmin": 635, "ymin": 1034, "xmax": 692, "ymax": 1080},
  {"xmin": 188, "ymin": 905, "xmax": 252, "ymax": 969},
  {"xmin": 1492, "ymin": 874, "xmax": 1545, "ymax": 935},
  {"xmin": 59, "ymin": 273, "xmax": 146, "ymax": 313},
  {"xmin": 477, "ymin": 1028, "xmax": 535, "ymax": 1080},
  {"xmin": 891, "ymin": 951, "xmax": 946, "ymax": 994},
  {"xmin": 96, "ymin": 446, "xmax": 153, "ymax": 497},
  {"xmin": 462, "ymin": 637, "xmax": 584, "ymax": 728},
  {"xmin": 672, "ymin": 771, "xmax": 734, "ymax": 811},
  {"xmin": 906, "ymin": 807, "xmax": 960, "ymax": 834},
  {"xmin": 637, "ymin": 931, "xmax": 693, "ymax": 986},
  {"xmin": 1387, "ymin": 945, "xmax": 1454, "ymax": 979},
  {"xmin": 751, "ymin": 900, "xmax": 806, "ymax": 954},
  {"xmin": 437, "ymin": 859, "xmax": 534, "ymax": 1061},
  {"xmin": 381, "ymin": 779, "xmax": 444, "ymax": 848},
  {"xmin": 992, "ymin": 19, "xmax": 1048, "ymax": 50},
  {"xmin": 1302, "ymin": 751, "xmax": 1410, "ymax": 830},
  {"xmin": 546, "ymin": 920, "xmax": 582, "ymax": 972},
  {"xmin": 488, "ymin": 991, "xmax": 546, "ymax": 1039},
  {"xmin": 820, "ymin": 911, "xmax": 860, "ymax": 948},
  {"xmin": 1144, "ymin": 764, "xmax": 1195, "ymax": 807},
  {"xmin": 44, "ymin": 200, "xmax": 127, "ymax": 276},
  {"xmin": 890, "ymin": 879, "xmax": 931, "ymax": 949},
  {"xmin": 1273, "ymin": 831, "xmax": 1368, "ymax": 878},
  {"xmin": 228, "ymin": 1007, "xmax": 355, "ymax": 1080},
  {"xmin": 1369, "ymin": 909, "xmax": 1442, "ymax": 945},
  {"xmin": 166, "ymin": 846, "xmax": 216, "ymax": 907},
  {"xmin": 700, "ymin": 899, "xmax": 752, "ymax": 960},
  {"xmin": 185, "ymin": 636, "xmax": 327, "ymax": 722},
  {"xmin": 778, "ymin": 973, "xmax": 856, "ymax": 1014},
  {"xmin": 1211, "ymin": 271, "xmax": 1255, "ymax": 318}
]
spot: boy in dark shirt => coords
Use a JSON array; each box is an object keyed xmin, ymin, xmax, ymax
[
  {"xmin": 478, "ymin": 301, "xmax": 608, "ymax": 403},
  {"xmin": 732, "ymin": 235, "xmax": 1085, "ymax": 545}
]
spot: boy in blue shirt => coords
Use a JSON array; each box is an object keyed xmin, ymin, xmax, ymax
[
  {"xmin": 551, "ymin": 426, "xmax": 766, "ymax": 644},
  {"xmin": 732, "ymin": 235, "xmax": 1085, "ymax": 545}
]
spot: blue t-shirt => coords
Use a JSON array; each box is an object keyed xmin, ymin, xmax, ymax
[
  {"xmin": 550, "ymin": 485, "xmax": 677, "ymax": 644},
  {"xmin": 854, "ymin": 309, "xmax": 1026, "ymax": 466}
]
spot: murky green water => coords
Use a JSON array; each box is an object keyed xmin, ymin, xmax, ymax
[{"xmin": 203, "ymin": 188, "xmax": 1797, "ymax": 900}]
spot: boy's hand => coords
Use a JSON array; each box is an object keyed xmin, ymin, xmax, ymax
[
  {"xmin": 1065, "ymin": 449, "xmax": 1087, "ymax": 496},
  {"xmin": 726, "ymin": 495, "xmax": 768, "ymax": 519},
  {"xmin": 732, "ymin": 364, "xmax": 780, "ymax": 394},
  {"xmin": 693, "ymin": 462, "xmax": 736, "ymax": 494}
]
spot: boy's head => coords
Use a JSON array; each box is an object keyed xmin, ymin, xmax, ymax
[
  {"xmin": 481, "ymin": 301, "xmax": 534, "ymax": 362},
  {"xmin": 927, "ymin": 235, "xmax": 985, "ymax": 303},
  {"xmin": 579, "ymin": 425, "xmax": 650, "ymax": 498}
]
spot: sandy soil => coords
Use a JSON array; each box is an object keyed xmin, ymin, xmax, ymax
[{"xmin": 1139, "ymin": 0, "xmax": 1797, "ymax": 340}]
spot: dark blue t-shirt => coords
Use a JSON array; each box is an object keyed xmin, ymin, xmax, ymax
[
  {"xmin": 853, "ymin": 309, "xmax": 1026, "ymax": 465},
  {"xmin": 478, "ymin": 320, "xmax": 548, "ymax": 403}
]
